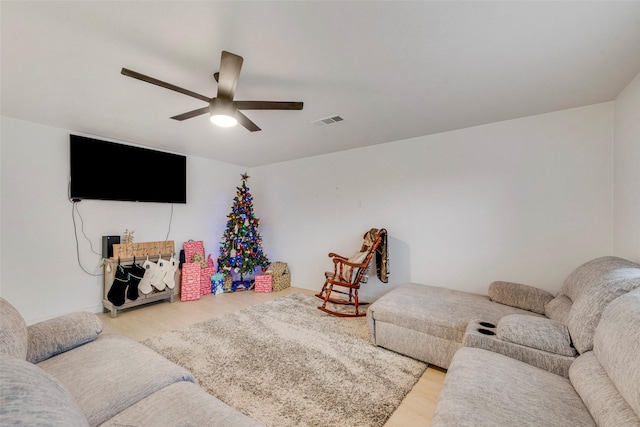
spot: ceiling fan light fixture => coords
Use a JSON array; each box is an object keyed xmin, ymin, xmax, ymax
[
  {"xmin": 210, "ymin": 113, "xmax": 238, "ymax": 127},
  {"xmin": 209, "ymin": 98, "xmax": 238, "ymax": 127}
]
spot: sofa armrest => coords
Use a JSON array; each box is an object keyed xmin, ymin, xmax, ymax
[
  {"xmin": 497, "ymin": 314, "xmax": 576, "ymax": 357},
  {"xmin": 463, "ymin": 319, "xmax": 576, "ymax": 377},
  {"xmin": 488, "ymin": 281, "xmax": 554, "ymax": 314},
  {"xmin": 27, "ymin": 312, "xmax": 103, "ymax": 364}
]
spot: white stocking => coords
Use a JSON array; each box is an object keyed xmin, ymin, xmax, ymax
[
  {"xmin": 138, "ymin": 259, "xmax": 157, "ymax": 294},
  {"xmin": 163, "ymin": 256, "xmax": 179, "ymax": 289},
  {"xmin": 152, "ymin": 256, "xmax": 168, "ymax": 291}
]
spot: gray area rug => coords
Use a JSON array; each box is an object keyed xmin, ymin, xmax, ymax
[{"xmin": 142, "ymin": 293, "xmax": 427, "ymax": 427}]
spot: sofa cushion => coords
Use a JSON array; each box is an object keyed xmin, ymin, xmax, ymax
[
  {"xmin": 497, "ymin": 314, "xmax": 576, "ymax": 357},
  {"xmin": 570, "ymin": 351, "xmax": 640, "ymax": 426},
  {"xmin": 560, "ymin": 257, "xmax": 637, "ymax": 300},
  {"xmin": 431, "ymin": 347, "xmax": 596, "ymax": 427},
  {"xmin": 592, "ymin": 288, "xmax": 640, "ymax": 418},
  {"xmin": 562, "ymin": 256, "xmax": 640, "ymax": 354},
  {"xmin": 98, "ymin": 381, "xmax": 265, "ymax": 427},
  {"xmin": 544, "ymin": 294, "xmax": 572, "ymax": 325},
  {"xmin": 488, "ymin": 281, "xmax": 554, "ymax": 314},
  {"xmin": 0, "ymin": 354, "xmax": 89, "ymax": 427},
  {"xmin": 0, "ymin": 298, "xmax": 28, "ymax": 360},
  {"xmin": 27, "ymin": 312, "xmax": 104, "ymax": 364},
  {"xmin": 37, "ymin": 334, "xmax": 195, "ymax": 426}
]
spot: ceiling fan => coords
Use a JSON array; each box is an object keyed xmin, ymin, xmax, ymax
[{"xmin": 121, "ymin": 51, "xmax": 303, "ymax": 132}]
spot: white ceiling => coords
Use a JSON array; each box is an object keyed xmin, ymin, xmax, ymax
[{"xmin": 2, "ymin": 1, "xmax": 640, "ymax": 167}]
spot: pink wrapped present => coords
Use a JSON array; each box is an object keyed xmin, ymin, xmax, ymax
[
  {"xmin": 200, "ymin": 267, "xmax": 215, "ymax": 295},
  {"xmin": 181, "ymin": 262, "xmax": 201, "ymax": 301},
  {"xmin": 183, "ymin": 240, "xmax": 205, "ymax": 265},
  {"xmin": 254, "ymin": 275, "xmax": 272, "ymax": 293}
]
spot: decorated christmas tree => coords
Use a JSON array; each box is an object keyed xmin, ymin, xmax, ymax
[{"xmin": 217, "ymin": 173, "xmax": 270, "ymax": 282}]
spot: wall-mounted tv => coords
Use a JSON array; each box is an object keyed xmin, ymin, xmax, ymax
[{"xmin": 69, "ymin": 135, "xmax": 187, "ymax": 203}]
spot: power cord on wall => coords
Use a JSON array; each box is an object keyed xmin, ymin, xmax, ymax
[
  {"xmin": 71, "ymin": 200, "xmax": 102, "ymax": 276},
  {"xmin": 165, "ymin": 203, "xmax": 174, "ymax": 241},
  {"xmin": 74, "ymin": 202, "xmax": 102, "ymax": 256}
]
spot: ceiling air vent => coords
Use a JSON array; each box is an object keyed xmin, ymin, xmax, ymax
[{"xmin": 313, "ymin": 115, "xmax": 345, "ymax": 126}]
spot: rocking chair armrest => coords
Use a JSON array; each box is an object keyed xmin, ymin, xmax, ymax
[
  {"xmin": 333, "ymin": 258, "xmax": 368, "ymax": 268},
  {"xmin": 328, "ymin": 252, "xmax": 349, "ymax": 260}
]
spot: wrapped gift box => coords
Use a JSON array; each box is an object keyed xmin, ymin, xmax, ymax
[
  {"xmin": 211, "ymin": 273, "xmax": 225, "ymax": 295},
  {"xmin": 200, "ymin": 266, "xmax": 215, "ymax": 295},
  {"xmin": 180, "ymin": 262, "xmax": 201, "ymax": 302},
  {"xmin": 254, "ymin": 275, "xmax": 273, "ymax": 293},
  {"xmin": 183, "ymin": 240, "xmax": 205, "ymax": 265},
  {"xmin": 232, "ymin": 280, "xmax": 253, "ymax": 292},
  {"xmin": 265, "ymin": 262, "xmax": 291, "ymax": 292}
]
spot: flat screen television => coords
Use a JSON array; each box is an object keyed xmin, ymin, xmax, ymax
[{"xmin": 69, "ymin": 134, "xmax": 187, "ymax": 203}]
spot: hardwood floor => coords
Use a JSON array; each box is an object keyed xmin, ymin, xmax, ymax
[{"xmin": 98, "ymin": 287, "xmax": 446, "ymax": 426}]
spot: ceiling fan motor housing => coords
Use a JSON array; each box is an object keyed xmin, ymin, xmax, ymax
[{"xmin": 209, "ymin": 98, "xmax": 238, "ymax": 127}]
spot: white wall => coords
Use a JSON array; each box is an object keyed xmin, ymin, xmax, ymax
[
  {"xmin": 1, "ymin": 117, "xmax": 245, "ymax": 323},
  {"xmin": 0, "ymin": 101, "xmax": 621, "ymax": 322},
  {"xmin": 614, "ymin": 72, "xmax": 640, "ymax": 263},
  {"xmin": 251, "ymin": 103, "xmax": 615, "ymax": 301}
]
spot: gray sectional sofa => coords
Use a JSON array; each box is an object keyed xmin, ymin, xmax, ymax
[
  {"xmin": 368, "ymin": 255, "xmax": 640, "ymax": 426},
  {"xmin": 431, "ymin": 287, "xmax": 640, "ymax": 426},
  {"xmin": 0, "ymin": 298, "xmax": 263, "ymax": 427},
  {"xmin": 368, "ymin": 256, "xmax": 640, "ymax": 374}
]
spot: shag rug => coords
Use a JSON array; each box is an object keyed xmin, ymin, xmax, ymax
[{"xmin": 142, "ymin": 293, "xmax": 427, "ymax": 427}]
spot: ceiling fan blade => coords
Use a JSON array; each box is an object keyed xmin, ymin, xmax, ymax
[
  {"xmin": 121, "ymin": 68, "xmax": 210, "ymax": 103},
  {"xmin": 236, "ymin": 111, "xmax": 261, "ymax": 132},
  {"xmin": 235, "ymin": 101, "xmax": 304, "ymax": 110},
  {"xmin": 216, "ymin": 51, "xmax": 243, "ymax": 100},
  {"xmin": 170, "ymin": 106, "xmax": 210, "ymax": 121}
]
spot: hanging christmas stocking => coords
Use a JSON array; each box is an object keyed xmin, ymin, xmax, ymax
[
  {"xmin": 126, "ymin": 262, "xmax": 145, "ymax": 300},
  {"xmin": 162, "ymin": 256, "xmax": 179, "ymax": 289},
  {"xmin": 152, "ymin": 256, "xmax": 167, "ymax": 291},
  {"xmin": 107, "ymin": 265, "xmax": 129, "ymax": 307},
  {"xmin": 138, "ymin": 259, "xmax": 157, "ymax": 294}
]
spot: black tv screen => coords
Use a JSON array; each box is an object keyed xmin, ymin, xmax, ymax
[{"xmin": 69, "ymin": 135, "xmax": 187, "ymax": 203}]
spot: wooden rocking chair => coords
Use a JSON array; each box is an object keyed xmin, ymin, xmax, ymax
[{"xmin": 316, "ymin": 228, "xmax": 387, "ymax": 317}]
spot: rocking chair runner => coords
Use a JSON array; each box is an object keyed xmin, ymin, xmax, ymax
[{"xmin": 316, "ymin": 228, "xmax": 387, "ymax": 317}]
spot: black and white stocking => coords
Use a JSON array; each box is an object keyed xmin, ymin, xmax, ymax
[
  {"xmin": 107, "ymin": 265, "xmax": 129, "ymax": 307},
  {"xmin": 126, "ymin": 262, "xmax": 145, "ymax": 301}
]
